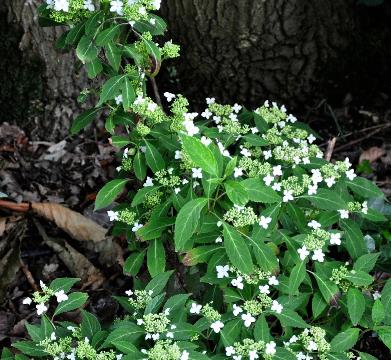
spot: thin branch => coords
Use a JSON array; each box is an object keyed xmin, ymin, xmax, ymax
[
  {"xmin": 325, "ymin": 137, "xmax": 337, "ymax": 161},
  {"xmin": 150, "ymin": 78, "xmax": 163, "ymax": 108}
]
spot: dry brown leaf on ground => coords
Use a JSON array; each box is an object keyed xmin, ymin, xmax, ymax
[
  {"xmin": 32, "ymin": 202, "xmax": 107, "ymax": 242},
  {"xmin": 34, "ymin": 220, "xmax": 105, "ymax": 290},
  {"xmin": 359, "ymin": 146, "xmax": 385, "ymax": 164}
]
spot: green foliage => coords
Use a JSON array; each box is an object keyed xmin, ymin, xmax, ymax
[{"xmin": 10, "ymin": 1, "xmax": 391, "ymax": 360}]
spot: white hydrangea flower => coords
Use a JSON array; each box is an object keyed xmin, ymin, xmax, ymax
[
  {"xmin": 240, "ymin": 148, "xmax": 251, "ymax": 157},
  {"xmin": 125, "ymin": 289, "xmax": 133, "ymax": 296},
  {"xmin": 22, "ymin": 297, "xmax": 32, "ymax": 305},
  {"xmin": 272, "ymin": 165, "xmax": 283, "ymax": 176},
  {"xmin": 54, "ymin": 0, "xmax": 69, "ymax": 12},
  {"xmin": 268, "ymin": 276, "xmax": 279, "ymax": 286},
  {"xmin": 271, "ymin": 300, "xmax": 283, "ymax": 314},
  {"xmin": 308, "ymin": 220, "xmax": 321, "ymax": 229},
  {"xmin": 307, "ymin": 134, "xmax": 316, "ymax": 144},
  {"xmin": 263, "ymin": 150, "xmax": 272, "ymax": 160},
  {"xmin": 298, "ymin": 246, "xmax": 310, "ymax": 260},
  {"xmin": 107, "ymin": 210, "xmax": 119, "ymax": 221},
  {"xmin": 324, "ymin": 177, "xmax": 336, "ymax": 188},
  {"xmin": 190, "ymin": 302, "xmax": 202, "ymax": 314},
  {"xmin": 231, "ymin": 276, "xmax": 244, "ymax": 290},
  {"xmin": 311, "ymin": 169, "xmax": 323, "ymax": 184},
  {"xmin": 201, "ymin": 136, "xmax": 212, "ymax": 146},
  {"xmin": 210, "ymin": 320, "xmax": 224, "ymax": 333},
  {"xmin": 234, "ymin": 167, "xmax": 243, "ymax": 178},
  {"xmin": 307, "ymin": 340, "xmax": 318, "ymax": 351},
  {"xmin": 163, "ymin": 92, "xmax": 175, "ymax": 102},
  {"xmin": 110, "ymin": 0, "xmax": 123, "ymax": 15},
  {"xmin": 201, "ymin": 109, "xmax": 212, "ymax": 119},
  {"xmin": 180, "ymin": 350, "xmax": 189, "ymax": 360},
  {"xmin": 265, "ymin": 341, "xmax": 276, "ymax": 355},
  {"xmin": 36, "ymin": 303, "xmax": 48, "ymax": 316},
  {"xmin": 143, "ymin": 176, "xmax": 154, "ymax": 187},
  {"xmin": 362, "ymin": 201, "xmax": 368, "ymax": 214},
  {"xmin": 241, "ymin": 313, "xmax": 255, "ymax": 327},
  {"xmin": 373, "ymin": 291, "xmax": 381, "ymax": 300},
  {"xmin": 225, "ymin": 346, "xmax": 236, "ymax": 356},
  {"xmin": 206, "ymin": 97, "xmax": 215, "ymax": 104},
  {"xmin": 192, "ymin": 168, "xmax": 203, "ymax": 179},
  {"xmin": 259, "ymin": 216, "xmax": 272, "ymax": 229},
  {"xmin": 329, "ymin": 233, "xmax": 341, "ymax": 245},
  {"xmin": 83, "ymin": 0, "xmax": 95, "ymax": 11},
  {"xmin": 272, "ymin": 182, "xmax": 281, "ymax": 191},
  {"xmin": 263, "ymin": 174, "xmax": 274, "ymax": 186},
  {"xmin": 312, "ymin": 249, "xmax": 325, "ymax": 262},
  {"xmin": 308, "ymin": 184, "xmax": 318, "ymax": 195},
  {"xmin": 283, "ymin": 190, "xmax": 294, "ymax": 202},
  {"xmin": 233, "ymin": 304, "xmax": 243, "ymax": 316},
  {"xmin": 259, "ymin": 284, "xmax": 270, "ymax": 294},
  {"xmin": 216, "ymin": 265, "xmax": 230, "ymax": 279},
  {"xmin": 338, "ymin": 209, "xmax": 349, "ymax": 219},
  {"xmin": 55, "ymin": 290, "xmax": 68, "ymax": 303},
  {"xmin": 215, "ymin": 236, "xmax": 223, "ymax": 243},
  {"xmin": 345, "ymin": 169, "xmax": 356, "ymax": 181},
  {"xmin": 132, "ymin": 222, "xmax": 143, "ymax": 232},
  {"xmin": 232, "ymin": 103, "xmax": 242, "ymax": 113}
]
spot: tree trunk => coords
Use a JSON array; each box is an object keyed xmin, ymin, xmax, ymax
[
  {"xmin": 161, "ymin": 0, "xmax": 355, "ymax": 109},
  {"xmin": 0, "ymin": 0, "xmax": 88, "ymax": 141}
]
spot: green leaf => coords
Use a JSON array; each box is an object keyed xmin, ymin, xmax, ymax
[
  {"xmin": 224, "ymin": 156, "xmax": 237, "ymax": 178},
  {"xmin": 241, "ymin": 178, "xmax": 281, "ymax": 203},
  {"xmin": 330, "ymin": 328, "xmax": 360, "ymax": 352},
  {"xmin": 312, "ymin": 292, "xmax": 327, "ymax": 319},
  {"xmin": 49, "ymin": 278, "xmax": 80, "ymax": 293},
  {"xmin": 133, "ymin": 151, "xmax": 147, "ymax": 181},
  {"xmin": 143, "ymin": 38, "xmax": 161, "ymax": 63},
  {"xmin": 254, "ymin": 315, "xmax": 271, "ymax": 342},
  {"xmin": 97, "ymin": 75, "xmax": 126, "ymax": 106},
  {"xmin": 12, "ymin": 342, "xmax": 47, "ymax": 357},
  {"xmin": 345, "ymin": 270, "xmax": 373, "ymax": 287},
  {"xmin": 353, "ymin": 252, "xmax": 380, "ymax": 272},
  {"xmin": 312, "ymin": 272, "xmax": 340, "ymax": 304},
  {"xmin": 276, "ymin": 309, "xmax": 308, "ymax": 328},
  {"xmin": 137, "ymin": 217, "xmax": 174, "ymax": 241},
  {"xmin": 347, "ymin": 288, "xmax": 366, "ymax": 325},
  {"xmin": 66, "ymin": 23, "xmax": 85, "ymax": 45},
  {"xmin": 174, "ymin": 198, "xmax": 208, "ymax": 251},
  {"xmin": 70, "ymin": 107, "xmax": 102, "ymax": 135},
  {"xmin": 85, "ymin": 10, "xmax": 104, "ymax": 35},
  {"xmin": 220, "ymin": 319, "xmax": 242, "ymax": 346},
  {"xmin": 340, "ymin": 219, "xmax": 367, "ymax": 260},
  {"xmin": 54, "ymin": 292, "xmax": 88, "ymax": 316},
  {"xmin": 347, "ymin": 177, "xmax": 384, "ymax": 198},
  {"xmin": 101, "ymin": 324, "xmax": 143, "ymax": 349},
  {"xmin": 250, "ymin": 239, "xmax": 279, "ymax": 273},
  {"xmin": 112, "ymin": 341, "xmax": 142, "ymax": 356},
  {"xmin": 122, "ymin": 77, "xmax": 136, "ymax": 111},
  {"xmin": 25, "ymin": 323, "xmax": 42, "ymax": 342},
  {"xmin": 123, "ymin": 250, "xmax": 146, "ymax": 276},
  {"xmin": 1, "ymin": 348, "xmax": 14, "ymax": 360},
  {"xmin": 145, "ymin": 271, "xmax": 173, "ymax": 296},
  {"xmin": 181, "ymin": 135, "xmax": 219, "ymax": 176},
  {"xmin": 147, "ymin": 239, "xmax": 166, "ymax": 277},
  {"xmin": 289, "ymin": 261, "xmax": 306, "ymax": 295},
  {"xmin": 163, "ymin": 294, "xmax": 191, "ymax": 322},
  {"xmin": 105, "ymin": 42, "xmax": 121, "ymax": 71},
  {"xmin": 86, "ymin": 58, "xmax": 103, "ymax": 78},
  {"xmin": 301, "ymin": 188, "xmax": 347, "ymax": 210},
  {"xmin": 183, "ymin": 245, "xmax": 222, "ymax": 266},
  {"xmin": 96, "ymin": 25, "xmax": 120, "ymax": 46},
  {"xmin": 224, "ymin": 180, "xmax": 248, "ymax": 206},
  {"xmin": 95, "ymin": 178, "xmax": 128, "ymax": 210},
  {"xmin": 377, "ymin": 327, "xmax": 391, "ymax": 350},
  {"xmin": 81, "ymin": 310, "xmax": 101, "ymax": 339},
  {"xmin": 76, "ymin": 35, "xmax": 98, "ymax": 63},
  {"xmin": 372, "ymin": 299, "xmax": 385, "ymax": 324},
  {"xmin": 223, "ymin": 223, "xmax": 253, "ymax": 274},
  {"xmin": 382, "ymin": 279, "xmax": 391, "ymax": 325},
  {"xmin": 144, "ymin": 140, "xmax": 165, "ymax": 173},
  {"xmin": 111, "ymin": 135, "xmax": 130, "ymax": 148},
  {"xmin": 358, "ymin": 352, "xmax": 379, "ymax": 360}
]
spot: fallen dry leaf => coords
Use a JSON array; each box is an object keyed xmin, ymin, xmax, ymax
[
  {"xmin": 34, "ymin": 220, "xmax": 105, "ymax": 290},
  {"xmin": 32, "ymin": 202, "xmax": 107, "ymax": 242},
  {"xmin": 359, "ymin": 146, "xmax": 385, "ymax": 164}
]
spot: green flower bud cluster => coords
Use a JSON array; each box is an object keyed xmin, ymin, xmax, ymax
[
  {"xmin": 201, "ymin": 303, "xmax": 221, "ymax": 322},
  {"xmin": 256, "ymin": 105, "xmax": 287, "ymax": 124},
  {"xmin": 155, "ymin": 169, "xmax": 181, "ymax": 187},
  {"xmin": 146, "ymin": 340, "xmax": 182, "ymax": 360},
  {"xmin": 121, "ymin": 157, "xmax": 133, "ymax": 171},
  {"xmin": 233, "ymin": 338, "xmax": 265, "ymax": 357},
  {"xmin": 209, "ymin": 103, "xmax": 233, "ymax": 117},
  {"xmin": 299, "ymin": 327, "xmax": 330, "ymax": 354},
  {"xmin": 232, "ymin": 267, "xmax": 271, "ymax": 285},
  {"xmin": 223, "ymin": 206, "xmax": 258, "ymax": 228},
  {"xmin": 123, "ymin": 0, "xmax": 152, "ymax": 22},
  {"xmin": 119, "ymin": 208, "xmax": 137, "ymax": 225},
  {"xmin": 238, "ymin": 158, "xmax": 272, "ymax": 178},
  {"xmin": 282, "ymin": 175, "xmax": 311, "ymax": 196},
  {"xmin": 162, "ymin": 41, "xmax": 180, "ymax": 59},
  {"xmin": 129, "ymin": 289, "xmax": 153, "ymax": 310},
  {"xmin": 144, "ymin": 190, "xmax": 163, "ymax": 208},
  {"xmin": 179, "ymin": 151, "xmax": 196, "ymax": 171},
  {"xmin": 132, "ymin": 96, "xmax": 168, "ymax": 126},
  {"xmin": 142, "ymin": 313, "xmax": 171, "ymax": 333},
  {"xmin": 262, "ymin": 127, "xmax": 285, "ymax": 145},
  {"xmin": 49, "ymin": 0, "xmax": 89, "ymax": 23},
  {"xmin": 281, "ymin": 125, "xmax": 308, "ymax": 140},
  {"xmin": 40, "ymin": 337, "xmax": 72, "ymax": 358},
  {"xmin": 330, "ymin": 265, "xmax": 350, "ymax": 292},
  {"xmin": 303, "ymin": 229, "xmax": 329, "ymax": 251},
  {"xmin": 76, "ymin": 338, "xmax": 116, "ymax": 360},
  {"xmin": 347, "ymin": 201, "xmax": 362, "ymax": 212},
  {"xmin": 136, "ymin": 123, "xmax": 151, "ymax": 136}
]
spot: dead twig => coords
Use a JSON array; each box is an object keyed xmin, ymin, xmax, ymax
[
  {"xmin": 20, "ymin": 260, "xmax": 39, "ymax": 292},
  {"xmin": 0, "ymin": 200, "xmax": 30, "ymax": 213},
  {"xmin": 151, "ymin": 78, "xmax": 163, "ymax": 108},
  {"xmin": 325, "ymin": 137, "xmax": 337, "ymax": 161}
]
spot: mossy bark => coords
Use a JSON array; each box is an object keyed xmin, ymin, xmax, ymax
[
  {"xmin": 161, "ymin": 0, "xmax": 355, "ymax": 109},
  {"xmin": 0, "ymin": 0, "xmax": 88, "ymax": 141}
]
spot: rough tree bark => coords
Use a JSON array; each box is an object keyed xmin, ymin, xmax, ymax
[
  {"xmin": 0, "ymin": 0, "xmax": 88, "ymax": 141},
  {"xmin": 161, "ymin": 0, "xmax": 355, "ymax": 109}
]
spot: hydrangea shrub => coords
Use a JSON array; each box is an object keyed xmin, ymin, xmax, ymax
[{"xmin": 5, "ymin": 1, "xmax": 391, "ymax": 360}]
